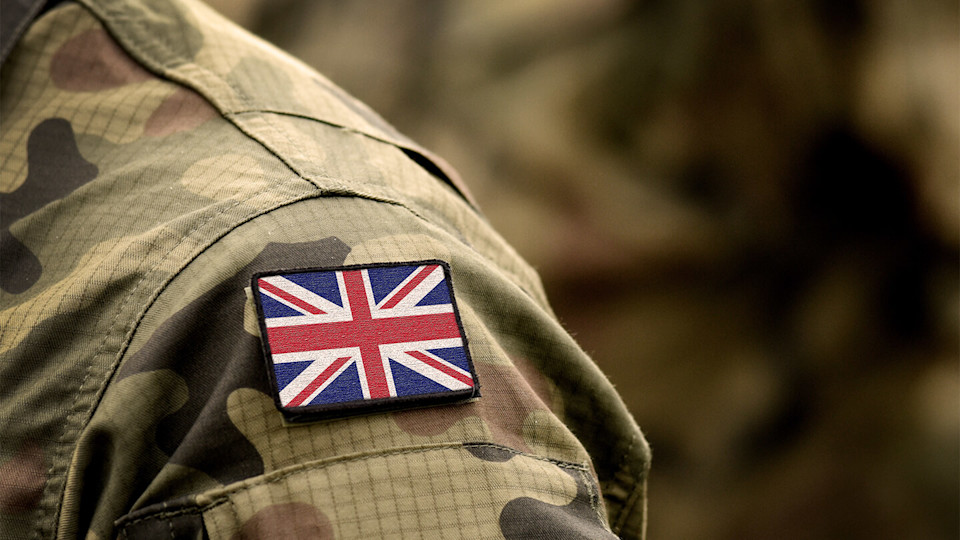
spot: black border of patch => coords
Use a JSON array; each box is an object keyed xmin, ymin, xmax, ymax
[{"xmin": 251, "ymin": 260, "xmax": 480, "ymax": 423}]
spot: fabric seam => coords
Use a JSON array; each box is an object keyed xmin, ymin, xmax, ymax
[
  {"xmin": 610, "ymin": 435, "xmax": 638, "ymax": 533},
  {"xmin": 578, "ymin": 468, "xmax": 610, "ymax": 531}
]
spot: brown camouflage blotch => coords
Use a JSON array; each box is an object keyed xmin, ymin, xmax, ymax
[
  {"xmin": 230, "ymin": 502, "xmax": 333, "ymax": 540},
  {"xmin": 392, "ymin": 363, "xmax": 549, "ymax": 453},
  {"xmin": 0, "ymin": 442, "xmax": 45, "ymax": 513},
  {"xmin": 511, "ymin": 354, "xmax": 556, "ymax": 411},
  {"xmin": 50, "ymin": 29, "xmax": 151, "ymax": 91},
  {"xmin": 144, "ymin": 87, "xmax": 218, "ymax": 137}
]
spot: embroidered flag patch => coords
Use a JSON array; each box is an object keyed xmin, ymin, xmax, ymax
[{"xmin": 252, "ymin": 261, "xmax": 479, "ymax": 421}]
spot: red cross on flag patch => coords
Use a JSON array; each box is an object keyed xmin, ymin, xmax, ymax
[{"xmin": 252, "ymin": 261, "xmax": 480, "ymax": 421}]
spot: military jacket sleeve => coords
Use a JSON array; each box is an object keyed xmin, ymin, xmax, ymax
[{"xmin": 0, "ymin": 1, "xmax": 650, "ymax": 538}]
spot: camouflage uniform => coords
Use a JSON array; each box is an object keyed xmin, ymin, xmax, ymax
[{"xmin": 0, "ymin": 0, "xmax": 650, "ymax": 538}]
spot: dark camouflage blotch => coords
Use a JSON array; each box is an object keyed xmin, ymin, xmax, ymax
[
  {"xmin": 117, "ymin": 237, "xmax": 350, "ymax": 489},
  {"xmin": 0, "ymin": 442, "xmax": 45, "ymax": 513},
  {"xmin": 50, "ymin": 29, "xmax": 151, "ymax": 91},
  {"xmin": 0, "ymin": 233, "xmax": 41, "ymax": 295},
  {"xmin": 0, "ymin": 298, "xmax": 118, "ymax": 408},
  {"xmin": 118, "ymin": 508, "xmax": 206, "ymax": 540},
  {"xmin": 392, "ymin": 363, "xmax": 548, "ymax": 452},
  {"xmin": 0, "ymin": 118, "xmax": 98, "ymax": 293},
  {"xmin": 230, "ymin": 502, "xmax": 333, "ymax": 540},
  {"xmin": 144, "ymin": 87, "xmax": 218, "ymax": 136},
  {"xmin": 463, "ymin": 443, "xmax": 516, "ymax": 463},
  {"xmin": 500, "ymin": 467, "xmax": 617, "ymax": 540}
]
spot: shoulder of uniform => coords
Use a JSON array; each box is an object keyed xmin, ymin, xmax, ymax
[{"xmin": 77, "ymin": 0, "xmax": 472, "ymax": 204}]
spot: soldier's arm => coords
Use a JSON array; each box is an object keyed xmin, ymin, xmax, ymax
[{"xmin": 0, "ymin": 1, "xmax": 649, "ymax": 537}]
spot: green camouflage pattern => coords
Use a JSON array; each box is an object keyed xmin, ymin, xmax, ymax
[{"xmin": 0, "ymin": 1, "xmax": 650, "ymax": 538}]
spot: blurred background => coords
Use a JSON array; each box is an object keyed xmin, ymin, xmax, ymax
[{"xmin": 205, "ymin": 0, "xmax": 958, "ymax": 537}]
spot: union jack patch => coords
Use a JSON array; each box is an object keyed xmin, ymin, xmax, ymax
[{"xmin": 252, "ymin": 261, "xmax": 479, "ymax": 422}]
